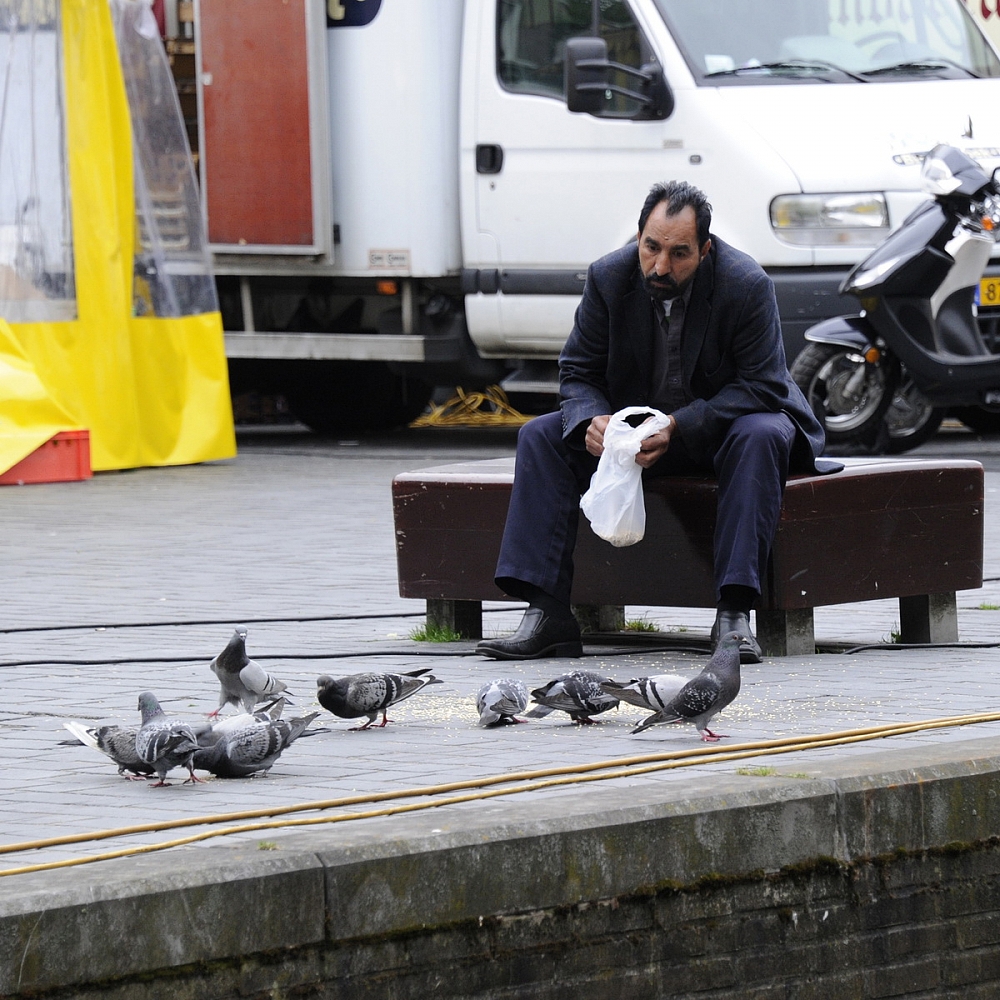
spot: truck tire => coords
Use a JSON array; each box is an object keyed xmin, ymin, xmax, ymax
[
  {"xmin": 950, "ymin": 406, "xmax": 1000, "ymax": 434},
  {"xmin": 282, "ymin": 361, "xmax": 433, "ymax": 434}
]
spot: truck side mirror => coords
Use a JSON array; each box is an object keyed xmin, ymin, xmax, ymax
[
  {"xmin": 564, "ymin": 36, "xmax": 673, "ymax": 120},
  {"xmin": 637, "ymin": 62, "xmax": 674, "ymax": 121},
  {"xmin": 565, "ymin": 36, "xmax": 611, "ymax": 115}
]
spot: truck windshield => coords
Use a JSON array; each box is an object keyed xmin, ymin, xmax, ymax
[{"xmin": 654, "ymin": 0, "xmax": 1000, "ymax": 83}]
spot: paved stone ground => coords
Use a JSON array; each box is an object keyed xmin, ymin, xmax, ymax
[{"xmin": 2, "ymin": 422, "xmax": 1000, "ymax": 876}]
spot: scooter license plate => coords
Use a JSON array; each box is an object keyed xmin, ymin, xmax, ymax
[{"xmin": 979, "ymin": 277, "xmax": 1000, "ymax": 308}]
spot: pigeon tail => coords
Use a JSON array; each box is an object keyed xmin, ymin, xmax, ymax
[{"xmin": 523, "ymin": 704, "xmax": 554, "ymax": 719}]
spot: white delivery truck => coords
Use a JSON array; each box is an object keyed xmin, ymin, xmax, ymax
[{"xmin": 178, "ymin": 0, "xmax": 1000, "ymax": 432}]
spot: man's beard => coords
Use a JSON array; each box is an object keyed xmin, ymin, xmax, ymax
[{"xmin": 644, "ymin": 271, "xmax": 686, "ymax": 301}]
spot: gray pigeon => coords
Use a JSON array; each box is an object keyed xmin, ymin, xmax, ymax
[
  {"xmin": 60, "ymin": 721, "xmax": 154, "ymax": 780},
  {"xmin": 631, "ymin": 631, "xmax": 744, "ymax": 740},
  {"xmin": 601, "ymin": 673, "xmax": 687, "ymax": 714},
  {"xmin": 135, "ymin": 691, "xmax": 203, "ymax": 786},
  {"xmin": 316, "ymin": 668, "xmax": 442, "ymax": 730},
  {"xmin": 476, "ymin": 677, "xmax": 530, "ymax": 726},
  {"xmin": 194, "ymin": 697, "xmax": 287, "ymax": 748},
  {"xmin": 209, "ymin": 626, "xmax": 288, "ymax": 717},
  {"xmin": 192, "ymin": 711, "xmax": 322, "ymax": 778},
  {"xmin": 524, "ymin": 670, "xmax": 619, "ymax": 724}
]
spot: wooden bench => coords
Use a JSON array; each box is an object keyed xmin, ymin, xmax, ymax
[{"xmin": 392, "ymin": 457, "xmax": 984, "ymax": 656}]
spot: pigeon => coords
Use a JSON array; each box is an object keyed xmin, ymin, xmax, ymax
[
  {"xmin": 60, "ymin": 721, "xmax": 154, "ymax": 780},
  {"xmin": 135, "ymin": 691, "xmax": 203, "ymax": 786},
  {"xmin": 631, "ymin": 631, "xmax": 744, "ymax": 741},
  {"xmin": 192, "ymin": 711, "xmax": 322, "ymax": 778},
  {"xmin": 208, "ymin": 626, "xmax": 288, "ymax": 717},
  {"xmin": 316, "ymin": 668, "xmax": 442, "ymax": 730},
  {"xmin": 193, "ymin": 697, "xmax": 287, "ymax": 747},
  {"xmin": 476, "ymin": 677, "xmax": 530, "ymax": 726},
  {"xmin": 600, "ymin": 673, "xmax": 688, "ymax": 714},
  {"xmin": 524, "ymin": 670, "xmax": 619, "ymax": 724}
]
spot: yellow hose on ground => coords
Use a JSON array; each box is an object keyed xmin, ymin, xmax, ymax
[
  {"xmin": 409, "ymin": 385, "xmax": 534, "ymax": 428},
  {"xmin": 3, "ymin": 711, "xmax": 1000, "ymax": 878}
]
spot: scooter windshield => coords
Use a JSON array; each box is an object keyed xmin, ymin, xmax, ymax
[{"xmin": 656, "ymin": 0, "xmax": 1000, "ymax": 84}]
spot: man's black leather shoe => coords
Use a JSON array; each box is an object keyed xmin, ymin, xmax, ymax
[
  {"xmin": 711, "ymin": 609, "xmax": 763, "ymax": 664},
  {"xmin": 476, "ymin": 607, "xmax": 583, "ymax": 660}
]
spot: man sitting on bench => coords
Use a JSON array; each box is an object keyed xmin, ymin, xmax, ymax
[{"xmin": 476, "ymin": 181, "xmax": 837, "ymax": 665}]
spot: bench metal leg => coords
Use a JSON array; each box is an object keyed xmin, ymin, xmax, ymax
[
  {"xmin": 572, "ymin": 604, "xmax": 625, "ymax": 633},
  {"xmin": 756, "ymin": 608, "xmax": 815, "ymax": 657},
  {"xmin": 898, "ymin": 592, "xmax": 958, "ymax": 644},
  {"xmin": 426, "ymin": 599, "xmax": 483, "ymax": 640}
]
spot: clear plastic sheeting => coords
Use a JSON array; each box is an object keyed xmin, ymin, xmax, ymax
[
  {"xmin": 0, "ymin": 0, "xmax": 76, "ymax": 322},
  {"xmin": 110, "ymin": 0, "xmax": 216, "ymax": 317},
  {"xmin": 0, "ymin": 0, "xmax": 233, "ymax": 475}
]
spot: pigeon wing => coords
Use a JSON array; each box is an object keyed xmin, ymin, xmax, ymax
[
  {"xmin": 346, "ymin": 673, "xmax": 391, "ymax": 713},
  {"xmin": 477, "ymin": 679, "xmax": 528, "ymax": 725},
  {"xmin": 384, "ymin": 671, "xmax": 439, "ymax": 708},
  {"xmin": 670, "ymin": 673, "xmax": 722, "ymax": 720},
  {"xmin": 529, "ymin": 678, "xmax": 575, "ymax": 713},
  {"xmin": 602, "ymin": 674, "xmax": 687, "ymax": 711},
  {"xmin": 239, "ymin": 659, "xmax": 288, "ymax": 703},
  {"xmin": 571, "ymin": 671, "xmax": 619, "ymax": 715}
]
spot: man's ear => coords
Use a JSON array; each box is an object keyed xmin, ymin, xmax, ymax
[{"xmin": 700, "ymin": 239, "xmax": 712, "ymax": 261}]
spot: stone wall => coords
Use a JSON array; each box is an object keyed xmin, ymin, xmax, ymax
[{"xmin": 4, "ymin": 738, "xmax": 1000, "ymax": 999}]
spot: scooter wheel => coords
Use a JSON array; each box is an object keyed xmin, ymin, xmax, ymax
[{"xmin": 790, "ymin": 343, "xmax": 894, "ymax": 454}]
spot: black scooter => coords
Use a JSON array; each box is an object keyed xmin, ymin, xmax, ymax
[{"xmin": 791, "ymin": 144, "xmax": 1000, "ymax": 454}]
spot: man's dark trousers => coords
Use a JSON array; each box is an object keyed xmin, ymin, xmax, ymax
[{"xmin": 495, "ymin": 409, "xmax": 796, "ymax": 607}]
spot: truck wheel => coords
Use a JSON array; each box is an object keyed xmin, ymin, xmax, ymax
[
  {"xmin": 282, "ymin": 361, "xmax": 433, "ymax": 434},
  {"xmin": 790, "ymin": 343, "xmax": 894, "ymax": 452},
  {"xmin": 950, "ymin": 406, "xmax": 1000, "ymax": 434}
]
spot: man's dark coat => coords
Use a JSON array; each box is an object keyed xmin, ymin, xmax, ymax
[{"xmin": 558, "ymin": 235, "xmax": 826, "ymax": 469}]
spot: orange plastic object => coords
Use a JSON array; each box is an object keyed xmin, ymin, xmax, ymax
[{"xmin": 0, "ymin": 430, "xmax": 92, "ymax": 486}]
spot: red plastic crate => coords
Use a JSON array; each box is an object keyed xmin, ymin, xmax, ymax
[{"xmin": 0, "ymin": 430, "xmax": 92, "ymax": 485}]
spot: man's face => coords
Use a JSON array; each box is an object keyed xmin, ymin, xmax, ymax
[{"xmin": 637, "ymin": 202, "xmax": 710, "ymax": 301}]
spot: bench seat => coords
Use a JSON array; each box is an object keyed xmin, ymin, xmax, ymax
[{"xmin": 392, "ymin": 457, "xmax": 984, "ymax": 656}]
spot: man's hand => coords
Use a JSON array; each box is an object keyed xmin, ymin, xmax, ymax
[
  {"xmin": 635, "ymin": 414, "xmax": 675, "ymax": 468},
  {"xmin": 585, "ymin": 414, "xmax": 612, "ymax": 457},
  {"xmin": 586, "ymin": 413, "xmax": 676, "ymax": 465}
]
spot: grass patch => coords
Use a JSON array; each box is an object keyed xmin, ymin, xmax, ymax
[
  {"xmin": 409, "ymin": 622, "xmax": 463, "ymax": 642},
  {"xmin": 977, "ymin": 602, "xmax": 1000, "ymax": 611},
  {"xmin": 257, "ymin": 841, "xmax": 279, "ymax": 851},
  {"xmin": 882, "ymin": 621, "xmax": 902, "ymax": 644},
  {"xmin": 623, "ymin": 617, "xmax": 658, "ymax": 632}
]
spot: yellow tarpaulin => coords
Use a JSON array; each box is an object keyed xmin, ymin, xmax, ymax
[
  {"xmin": 0, "ymin": 317, "xmax": 82, "ymax": 472},
  {"xmin": 0, "ymin": 0, "xmax": 235, "ymax": 475}
]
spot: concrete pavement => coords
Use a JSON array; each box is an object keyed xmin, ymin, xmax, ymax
[{"xmin": 1, "ymin": 422, "xmax": 999, "ymax": 874}]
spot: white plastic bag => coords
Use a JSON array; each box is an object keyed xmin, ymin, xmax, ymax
[{"xmin": 579, "ymin": 406, "xmax": 671, "ymax": 547}]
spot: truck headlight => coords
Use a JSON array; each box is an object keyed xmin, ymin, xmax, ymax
[{"xmin": 770, "ymin": 193, "xmax": 889, "ymax": 246}]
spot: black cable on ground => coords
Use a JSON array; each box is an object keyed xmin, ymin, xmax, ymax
[
  {"xmin": 0, "ymin": 607, "xmax": 524, "ymax": 636},
  {"xmin": 0, "ymin": 642, "xmax": 714, "ymax": 670},
  {"xmin": 843, "ymin": 640, "xmax": 1000, "ymax": 654}
]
